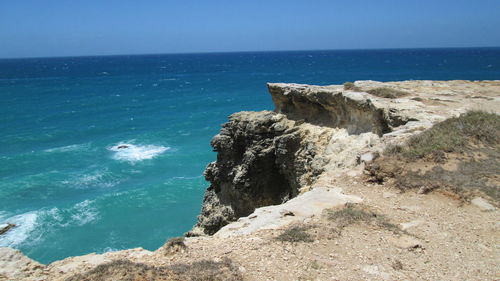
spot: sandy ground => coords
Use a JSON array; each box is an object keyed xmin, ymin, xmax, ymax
[{"xmin": 150, "ymin": 174, "xmax": 498, "ymax": 281}]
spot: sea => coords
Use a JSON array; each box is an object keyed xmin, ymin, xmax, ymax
[{"xmin": 1, "ymin": 48, "xmax": 499, "ymax": 264}]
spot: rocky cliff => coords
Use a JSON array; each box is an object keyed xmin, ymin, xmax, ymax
[
  {"xmin": 190, "ymin": 81, "xmax": 472, "ymax": 236},
  {"xmin": 2, "ymin": 80, "xmax": 499, "ymax": 281},
  {"xmin": 188, "ymin": 111, "xmax": 332, "ymax": 235}
]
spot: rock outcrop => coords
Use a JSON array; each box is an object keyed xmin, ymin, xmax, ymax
[
  {"xmin": 268, "ymin": 83, "xmax": 394, "ymax": 135},
  {"xmin": 0, "ymin": 247, "xmax": 44, "ymax": 280},
  {"xmin": 190, "ymin": 80, "xmax": 500, "ymax": 236},
  {"xmin": 189, "ymin": 111, "xmax": 334, "ymax": 235},
  {"xmin": 189, "ymin": 83, "xmax": 395, "ymax": 235}
]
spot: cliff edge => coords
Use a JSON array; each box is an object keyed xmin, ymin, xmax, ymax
[
  {"xmin": 1, "ymin": 80, "xmax": 498, "ymax": 281},
  {"xmin": 190, "ymin": 80, "xmax": 499, "ymax": 236}
]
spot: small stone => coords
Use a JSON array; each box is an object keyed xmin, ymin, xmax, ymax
[
  {"xmin": 0, "ymin": 223, "xmax": 16, "ymax": 235},
  {"xmin": 280, "ymin": 210, "xmax": 295, "ymax": 217},
  {"xmin": 359, "ymin": 152, "xmax": 376, "ymax": 164},
  {"xmin": 389, "ymin": 236, "xmax": 424, "ymax": 250},
  {"xmin": 400, "ymin": 220, "xmax": 423, "ymax": 230},
  {"xmin": 383, "ymin": 192, "xmax": 396, "ymax": 198},
  {"xmin": 471, "ymin": 197, "xmax": 496, "ymax": 211},
  {"xmin": 362, "ymin": 265, "xmax": 391, "ymax": 280}
]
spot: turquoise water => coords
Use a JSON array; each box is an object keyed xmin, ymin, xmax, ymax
[{"xmin": 1, "ymin": 48, "xmax": 500, "ymax": 264}]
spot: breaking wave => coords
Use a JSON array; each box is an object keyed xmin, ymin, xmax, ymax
[
  {"xmin": 0, "ymin": 200, "xmax": 99, "ymax": 248},
  {"xmin": 108, "ymin": 143, "xmax": 170, "ymax": 162}
]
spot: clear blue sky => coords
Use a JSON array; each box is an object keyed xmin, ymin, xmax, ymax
[{"xmin": 1, "ymin": 0, "xmax": 499, "ymax": 58}]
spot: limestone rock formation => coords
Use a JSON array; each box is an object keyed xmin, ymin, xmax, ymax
[
  {"xmin": 190, "ymin": 83, "xmax": 405, "ymax": 236},
  {"xmin": 190, "ymin": 80, "xmax": 500, "ymax": 236},
  {"xmin": 189, "ymin": 111, "xmax": 333, "ymax": 235},
  {"xmin": 268, "ymin": 83, "xmax": 393, "ymax": 135},
  {"xmin": 0, "ymin": 247, "xmax": 44, "ymax": 280}
]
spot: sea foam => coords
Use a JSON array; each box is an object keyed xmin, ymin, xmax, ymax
[
  {"xmin": 44, "ymin": 143, "xmax": 90, "ymax": 153},
  {"xmin": 0, "ymin": 200, "xmax": 99, "ymax": 248},
  {"xmin": 0, "ymin": 212, "xmax": 38, "ymax": 247},
  {"xmin": 62, "ymin": 169, "xmax": 121, "ymax": 189},
  {"xmin": 108, "ymin": 143, "xmax": 170, "ymax": 162}
]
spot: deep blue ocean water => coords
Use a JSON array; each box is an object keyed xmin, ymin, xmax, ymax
[{"xmin": 1, "ymin": 48, "xmax": 499, "ymax": 264}]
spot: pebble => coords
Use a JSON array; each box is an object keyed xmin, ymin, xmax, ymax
[
  {"xmin": 400, "ymin": 220, "xmax": 424, "ymax": 230},
  {"xmin": 383, "ymin": 192, "xmax": 396, "ymax": 198},
  {"xmin": 471, "ymin": 197, "xmax": 496, "ymax": 211}
]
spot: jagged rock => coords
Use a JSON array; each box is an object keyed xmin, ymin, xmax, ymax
[
  {"xmin": 190, "ymin": 84, "xmax": 408, "ymax": 236},
  {"xmin": 189, "ymin": 82, "xmax": 448, "ymax": 236},
  {"xmin": 214, "ymin": 187, "xmax": 362, "ymax": 238},
  {"xmin": 268, "ymin": 83, "xmax": 395, "ymax": 135},
  {"xmin": 0, "ymin": 247, "xmax": 44, "ymax": 280},
  {"xmin": 0, "ymin": 223, "xmax": 15, "ymax": 235},
  {"xmin": 189, "ymin": 111, "xmax": 332, "ymax": 235}
]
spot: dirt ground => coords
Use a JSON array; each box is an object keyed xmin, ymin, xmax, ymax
[{"xmin": 54, "ymin": 173, "xmax": 497, "ymax": 281}]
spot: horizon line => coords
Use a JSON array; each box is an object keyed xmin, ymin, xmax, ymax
[{"xmin": 1, "ymin": 45, "xmax": 500, "ymax": 60}]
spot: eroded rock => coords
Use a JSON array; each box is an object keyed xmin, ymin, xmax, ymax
[
  {"xmin": 0, "ymin": 247, "xmax": 44, "ymax": 280},
  {"xmin": 189, "ymin": 111, "xmax": 333, "ymax": 235}
]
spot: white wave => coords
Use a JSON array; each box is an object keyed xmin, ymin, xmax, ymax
[
  {"xmin": 44, "ymin": 143, "xmax": 89, "ymax": 153},
  {"xmin": 108, "ymin": 143, "xmax": 170, "ymax": 162},
  {"xmin": 0, "ymin": 212, "xmax": 38, "ymax": 247},
  {"xmin": 43, "ymin": 199, "xmax": 99, "ymax": 228},
  {"xmin": 70, "ymin": 200, "xmax": 99, "ymax": 226},
  {"xmin": 0, "ymin": 200, "xmax": 100, "ymax": 248},
  {"xmin": 99, "ymin": 247, "xmax": 120, "ymax": 254},
  {"xmin": 62, "ymin": 169, "xmax": 121, "ymax": 189}
]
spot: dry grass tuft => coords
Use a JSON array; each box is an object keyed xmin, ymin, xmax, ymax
[
  {"xmin": 325, "ymin": 203, "xmax": 402, "ymax": 234},
  {"xmin": 367, "ymin": 110, "xmax": 500, "ymax": 203},
  {"xmin": 275, "ymin": 225, "xmax": 314, "ymax": 243},
  {"xmin": 65, "ymin": 260, "xmax": 172, "ymax": 281},
  {"xmin": 65, "ymin": 258, "xmax": 243, "ymax": 281},
  {"xmin": 343, "ymin": 82, "xmax": 362, "ymax": 91},
  {"xmin": 387, "ymin": 110, "xmax": 499, "ymax": 160},
  {"xmin": 163, "ymin": 236, "xmax": 187, "ymax": 255},
  {"xmin": 169, "ymin": 258, "xmax": 243, "ymax": 281},
  {"xmin": 367, "ymin": 87, "xmax": 410, "ymax": 98}
]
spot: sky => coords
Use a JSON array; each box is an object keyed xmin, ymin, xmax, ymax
[{"xmin": 1, "ymin": 0, "xmax": 499, "ymax": 58}]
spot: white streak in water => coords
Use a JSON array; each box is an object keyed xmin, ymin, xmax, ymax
[
  {"xmin": 0, "ymin": 200, "xmax": 100, "ymax": 248},
  {"xmin": 108, "ymin": 143, "xmax": 170, "ymax": 163},
  {"xmin": 0, "ymin": 212, "xmax": 38, "ymax": 247},
  {"xmin": 44, "ymin": 143, "xmax": 90, "ymax": 153}
]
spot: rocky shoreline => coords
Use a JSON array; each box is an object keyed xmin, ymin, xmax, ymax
[{"xmin": 1, "ymin": 80, "xmax": 499, "ymax": 281}]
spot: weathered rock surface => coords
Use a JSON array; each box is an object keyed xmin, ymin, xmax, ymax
[
  {"xmin": 215, "ymin": 187, "xmax": 362, "ymax": 238},
  {"xmin": 190, "ymin": 80, "xmax": 500, "ymax": 236},
  {"xmin": 0, "ymin": 247, "xmax": 44, "ymax": 280},
  {"xmin": 189, "ymin": 111, "xmax": 334, "ymax": 235},
  {"xmin": 268, "ymin": 83, "xmax": 396, "ymax": 135}
]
